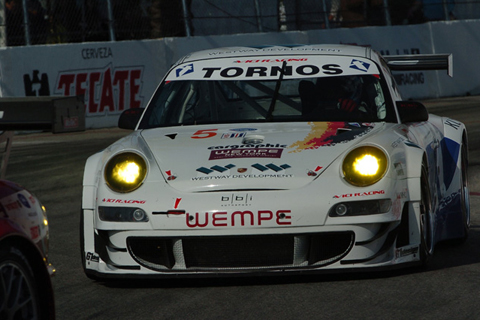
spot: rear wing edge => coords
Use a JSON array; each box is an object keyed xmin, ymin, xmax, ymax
[{"xmin": 384, "ymin": 54, "xmax": 453, "ymax": 77}]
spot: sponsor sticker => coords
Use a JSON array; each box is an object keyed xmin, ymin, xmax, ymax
[
  {"xmin": 176, "ymin": 64, "xmax": 194, "ymax": 77},
  {"xmin": 209, "ymin": 148, "xmax": 283, "ymax": 160},
  {"xmin": 349, "ymin": 59, "xmax": 370, "ymax": 72}
]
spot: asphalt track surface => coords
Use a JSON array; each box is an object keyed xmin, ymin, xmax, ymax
[{"xmin": 6, "ymin": 95, "xmax": 480, "ymax": 320}]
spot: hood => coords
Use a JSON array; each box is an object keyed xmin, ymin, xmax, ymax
[{"xmin": 140, "ymin": 122, "xmax": 384, "ymax": 192}]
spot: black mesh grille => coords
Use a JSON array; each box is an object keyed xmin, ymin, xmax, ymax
[
  {"xmin": 126, "ymin": 232, "xmax": 354, "ymax": 271},
  {"xmin": 308, "ymin": 232, "xmax": 355, "ymax": 265},
  {"xmin": 183, "ymin": 235, "xmax": 294, "ymax": 268},
  {"xmin": 127, "ymin": 237, "xmax": 175, "ymax": 269}
]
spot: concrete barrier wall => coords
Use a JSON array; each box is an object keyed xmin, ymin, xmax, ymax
[{"xmin": 1, "ymin": 19, "xmax": 478, "ymax": 129}]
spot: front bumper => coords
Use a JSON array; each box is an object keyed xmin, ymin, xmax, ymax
[{"xmin": 83, "ymin": 217, "xmax": 421, "ymax": 278}]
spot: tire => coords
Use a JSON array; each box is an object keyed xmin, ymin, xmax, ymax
[
  {"xmin": 458, "ymin": 142, "xmax": 470, "ymax": 241},
  {"xmin": 0, "ymin": 245, "xmax": 41, "ymax": 320},
  {"xmin": 419, "ymin": 164, "xmax": 434, "ymax": 267}
]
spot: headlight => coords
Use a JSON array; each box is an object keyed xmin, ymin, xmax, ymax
[
  {"xmin": 105, "ymin": 152, "xmax": 147, "ymax": 193},
  {"xmin": 342, "ymin": 146, "xmax": 387, "ymax": 186}
]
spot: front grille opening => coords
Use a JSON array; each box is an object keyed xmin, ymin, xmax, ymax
[
  {"xmin": 182, "ymin": 235, "xmax": 294, "ymax": 268},
  {"xmin": 127, "ymin": 237, "xmax": 175, "ymax": 269},
  {"xmin": 308, "ymin": 232, "xmax": 355, "ymax": 265}
]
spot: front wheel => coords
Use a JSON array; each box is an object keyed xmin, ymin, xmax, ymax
[{"xmin": 0, "ymin": 245, "xmax": 41, "ymax": 320}]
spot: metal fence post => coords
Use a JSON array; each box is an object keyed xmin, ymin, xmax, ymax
[
  {"xmin": 322, "ymin": 0, "xmax": 330, "ymax": 29},
  {"xmin": 443, "ymin": 0, "xmax": 450, "ymax": 21},
  {"xmin": 383, "ymin": 0, "xmax": 391, "ymax": 26},
  {"xmin": 0, "ymin": 0, "xmax": 5, "ymax": 47},
  {"xmin": 254, "ymin": 0, "xmax": 263, "ymax": 32},
  {"xmin": 181, "ymin": 0, "xmax": 192, "ymax": 37},
  {"xmin": 106, "ymin": 0, "xmax": 115, "ymax": 41},
  {"xmin": 21, "ymin": 0, "xmax": 30, "ymax": 45}
]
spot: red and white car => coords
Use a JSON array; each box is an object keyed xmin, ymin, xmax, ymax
[
  {"xmin": 81, "ymin": 44, "xmax": 468, "ymax": 279},
  {"xmin": 0, "ymin": 132, "xmax": 55, "ymax": 318}
]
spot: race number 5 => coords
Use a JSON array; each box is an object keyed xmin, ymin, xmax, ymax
[{"xmin": 191, "ymin": 129, "xmax": 218, "ymax": 139}]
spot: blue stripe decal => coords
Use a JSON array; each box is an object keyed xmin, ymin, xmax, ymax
[{"xmin": 441, "ymin": 137, "xmax": 460, "ymax": 190}]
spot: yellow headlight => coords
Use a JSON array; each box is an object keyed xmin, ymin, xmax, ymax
[
  {"xmin": 342, "ymin": 146, "xmax": 387, "ymax": 186},
  {"xmin": 105, "ymin": 152, "xmax": 147, "ymax": 193}
]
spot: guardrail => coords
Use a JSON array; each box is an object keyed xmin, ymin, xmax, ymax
[{"xmin": 0, "ymin": 96, "xmax": 85, "ymax": 133}]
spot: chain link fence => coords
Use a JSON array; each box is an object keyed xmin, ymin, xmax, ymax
[{"xmin": 2, "ymin": 0, "xmax": 480, "ymax": 46}]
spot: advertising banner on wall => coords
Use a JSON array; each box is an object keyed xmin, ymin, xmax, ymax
[
  {"xmin": 0, "ymin": 20, "xmax": 477, "ymax": 129},
  {"xmin": 0, "ymin": 40, "xmax": 171, "ymax": 128}
]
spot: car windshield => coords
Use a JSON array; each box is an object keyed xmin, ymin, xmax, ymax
[{"xmin": 139, "ymin": 73, "xmax": 395, "ymax": 129}]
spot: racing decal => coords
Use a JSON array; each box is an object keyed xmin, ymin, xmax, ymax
[
  {"xmin": 166, "ymin": 56, "xmax": 380, "ymax": 81},
  {"xmin": 201, "ymin": 64, "xmax": 342, "ymax": 79},
  {"xmin": 176, "ymin": 64, "xmax": 194, "ymax": 77},
  {"xmin": 394, "ymin": 162, "xmax": 406, "ymax": 177},
  {"xmin": 392, "ymin": 189, "xmax": 408, "ymax": 218},
  {"xmin": 252, "ymin": 163, "xmax": 291, "ymax": 172},
  {"xmin": 30, "ymin": 225, "xmax": 40, "ymax": 240},
  {"xmin": 17, "ymin": 194, "xmax": 31, "ymax": 208},
  {"xmin": 165, "ymin": 170, "xmax": 177, "ymax": 181},
  {"xmin": 191, "ymin": 173, "xmax": 293, "ymax": 181},
  {"xmin": 221, "ymin": 132, "xmax": 246, "ymax": 139},
  {"xmin": 445, "ymin": 118, "xmax": 461, "ymax": 130},
  {"xmin": 307, "ymin": 166, "xmax": 323, "ymax": 176},
  {"xmin": 396, "ymin": 246, "xmax": 418, "ymax": 258},
  {"xmin": 86, "ymin": 252, "xmax": 100, "ymax": 263},
  {"xmin": 209, "ymin": 147, "xmax": 284, "ymax": 160},
  {"xmin": 197, "ymin": 164, "xmax": 235, "ymax": 174},
  {"xmin": 349, "ymin": 59, "xmax": 370, "ymax": 72},
  {"xmin": 5, "ymin": 200, "xmax": 22, "ymax": 211},
  {"xmin": 196, "ymin": 163, "xmax": 290, "ymax": 175},
  {"xmin": 191, "ymin": 129, "xmax": 218, "ymax": 139},
  {"xmin": 234, "ymin": 58, "xmax": 308, "ymax": 63},
  {"xmin": 54, "ymin": 63, "xmax": 144, "ymax": 116},
  {"xmin": 333, "ymin": 190, "xmax": 385, "ymax": 199},
  {"xmin": 186, "ymin": 209, "xmax": 291, "ymax": 228},
  {"xmin": 102, "ymin": 198, "xmax": 146, "ymax": 204},
  {"xmin": 441, "ymin": 137, "xmax": 460, "ymax": 190},
  {"xmin": 289, "ymin": 122, "xmax": 373, "ymax": 153},
  {"xmin": 221, "ymin": 193, "xmax": 253, "ymax": 207},
  {"xmin": 174, "ymin": 198, "xmax": 182, "ymax": 209},
  {"xmin": 229, "ymin": 128, "xmax": 257, "ymax": 132}
]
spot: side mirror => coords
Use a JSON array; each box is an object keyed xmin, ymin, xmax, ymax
[
  {"xmin": 396, "ymin": 101, "xmax": 428, "ymax": 123},
  {"xmin": 118, "ymin": 108, "xmax": 144, "ymax": 130}
]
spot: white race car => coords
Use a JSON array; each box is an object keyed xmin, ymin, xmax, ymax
[{"xmin": 81, "ymin": 45, "xmax": 469, "ymax": 279}]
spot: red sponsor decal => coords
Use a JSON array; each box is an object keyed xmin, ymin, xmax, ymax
[
  {"xmin": 5, "ymin": 201, "xmax": 22, "ymax": 210},
  {"xmin": 209, "ymin": 148, "xmax": 283, "ymax": 160},
  {"xmin": 30, "ymin": 226, "xmax": 40, "ymax": 239},
  {"xmin": 333, "ymin": 190, "xmax": 385, "ymax": 199},
  {"xmin": 191, "ymin": 129, "xmax": 218, "ymax": 139},
  {"xmin": 55, "ymin": 64, "xmax": 144, "ymax": 115},
  {"xmin": 186, "ymin": 210, "xmax": 292, "ymax": 228},
  {"xmin": 102, "ymin": 198, "xmax": 146, "ymax": 204},
  {"xmin": 165, "ymin": 170, "xmax": 177, "ymax": 181},
  {"xmin": 174, "ymin": 198, "xmax": 182, "ymax": 209},
  {"xmin": 234, "ymin": 58, "xmax": 308, "ymax": 63}
]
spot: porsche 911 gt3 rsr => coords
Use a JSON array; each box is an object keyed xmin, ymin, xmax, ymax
[{"xmin": 81, "ymin": 45, "xmax": 469, "ymax": 279}]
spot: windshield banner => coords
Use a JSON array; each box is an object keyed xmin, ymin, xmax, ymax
[{"xmin": 166, "ymin": 56, "xmax": 380, "ymax": 81}]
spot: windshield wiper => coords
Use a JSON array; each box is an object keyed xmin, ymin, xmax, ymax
[{"xmin": 266, "ymin": 61, "xmax": 287, "ymax": 121}]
